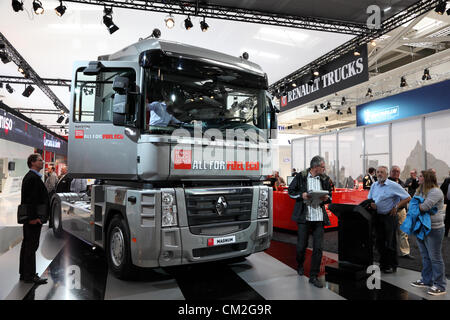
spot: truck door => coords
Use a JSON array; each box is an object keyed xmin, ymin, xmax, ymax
[{"xmin": 68, "ymin": 61, "xmax": 141, "ymax": 179}]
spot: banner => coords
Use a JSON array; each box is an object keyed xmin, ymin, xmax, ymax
[
  {"xmin": 356, "ymin": 79, "xmax": 450, "ymax": 126},
  {"xmin": 0, "ymin": 108, "xmax": 68, "ymax": 154},
  {"xmin": 280, "ymin": 45, "xmax": 369, "ymax": 112}
]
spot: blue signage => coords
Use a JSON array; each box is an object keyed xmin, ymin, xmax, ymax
[{"xmin": 356, "ymin": 79, "xmax": 450, "ymax": 126}]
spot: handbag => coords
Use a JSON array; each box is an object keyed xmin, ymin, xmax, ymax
[
  {"xmin": 17, "ymin": 203, "xmax": 49, "ymax": 224},
  {"xmin": 17, "ymin": 204, "xmax": 29, "ymax": 224}
]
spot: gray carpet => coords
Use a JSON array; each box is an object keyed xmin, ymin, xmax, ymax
[{"xmin": 272, "ymin": 228, "xmax": 450, "ymax": 278}]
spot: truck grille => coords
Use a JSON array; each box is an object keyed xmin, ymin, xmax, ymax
[{"xmin": 185, "ymin": 188, "xmax": 253, "ymax": 229}]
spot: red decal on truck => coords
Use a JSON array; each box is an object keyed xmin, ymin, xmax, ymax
[
  {"xmin": 174, "ymin": 149, "xmax": 192, "ymax": 169},
  {"xmin": 75, "ymin": 130, "xmax": 84, "ymax": 139}
]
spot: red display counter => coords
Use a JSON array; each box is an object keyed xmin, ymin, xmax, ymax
[{"xmin": 273, "ymin": 187, "xmax": 369, "ymax": 231}]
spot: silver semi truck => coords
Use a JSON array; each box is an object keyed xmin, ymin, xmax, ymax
[{"xmin": 50, "ymin": 37, "xmax": 278, "ymax": 279}]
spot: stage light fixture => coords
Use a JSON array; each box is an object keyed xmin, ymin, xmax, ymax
[
  {"xmin": 422, "ymin": 68, "xmax": 431, "ymax": 81},
  {"xmin": 165, "ymin": 14, "xmax": 175, "ymax": 29},
  {"xmin": 57, "ymin": 115, "xmax": 65, "ymax": 123},
  {"xmin": 435, "ymin": 1, "xmax": 446, "ymax": 15},
  {"xmin": 312, "ymin": 69, "xmax": 319, "ymax": 77},
  {"xmin": 5, "ymin": 84, "xmax": 14, "ymax": 94},
  {"xmin": 33, "ymin": 0, "xmax": 44, "ymax": 15},
  {"xmin": 336, "ymin": 109, "xmax": 343, "ymax": 115},
  {"xmin": 0, "ymin": 82, "xmax": 3, "ymax": 88},
  {"xmin": 313, "ymin": 105, "xmax": 319, "ymax": 113},
  {"xmin": 103, "ymin": 7, "xmax": 119, "ymax": 34},
  {"xmin": 0, "ymin": 51, "xmax": 11, "ymax": 64},
  {"xmin": 370, "ymin": 40, "xmax": 377, "ymax": 47},
  {"xmin": 184, "ymin": 16, "xmax": 193, "ymax": 30},
  {"xmin": 353, "ymin": 50, "xmax": 360, "ymax": 56},
  {"xmin": 400, "ymin": 76, "xmax": 407, "ymax": 87},
  {"xmin": 22, "ymin": 85, "xmax": 34, "ymax": 97},
  {"xmin": 308, "ymin": 78, "xmax": 315, "ymax": 86},
  {"xmin": 12, "ymin": 0, "xmax": 24, "ymax": 12},
  {"xmin": 55, "ymin": 1, "xmax": 66, "ymax": 17},
  {"xmin": 151, "ymin": 28, "xmax": 161, "ymax": 39},
  {"xmin": 325, "ymin": 102, "xmax": 331, "ymax": 110},
  {"xmin": 291, "ymin": 81, "xmax": 297, "ymax": 88},
  {"xmin": 341, "ymin": 97, "xmax": 346, "ymax": 105},
  {"xmin": 347, "ymin": 107, "xmax": 352, "ymax": 114},
  {"xmin": 200, "ymin": 17, "xmax": 209, "ymax": 32},
  {"xmin": 320, "ymin": 103, "xmax": 325, "ymax": 109},
  {"xmin": 65, "ymin": 117, "xmax": 69, "ymax": 124},
  {"xmin": 366, "ymin": 88, "xmax": 373, "ymax": 97}
]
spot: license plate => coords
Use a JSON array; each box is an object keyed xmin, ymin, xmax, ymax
[{"xmin": 207, "ymin": 235, "xmax": 236, "ymax": 246}]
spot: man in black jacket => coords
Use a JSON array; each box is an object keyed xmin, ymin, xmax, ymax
[
  {"xmin": 288, "ymin": 155, "xmax": 332, "ymax": 288},
  {"xmin": 19, "ymin": 153, "xmax": 49, "ymax": 285}
]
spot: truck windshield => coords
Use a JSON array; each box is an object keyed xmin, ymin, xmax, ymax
[{"xmin": 143, "ymin": 55, "xmax": 268, "ymax": 136}]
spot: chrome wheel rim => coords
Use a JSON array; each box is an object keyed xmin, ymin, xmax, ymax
[{"xmin": 110, "ymin": 227, "xmax": 125, "ymax": 267}]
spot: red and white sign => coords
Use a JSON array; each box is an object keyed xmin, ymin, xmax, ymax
[
  {"xmin": 75, "ymin": 130, "xmax": 84, "ymax": 139},
  {"xmin": 207, "ymin": 235, "xmax": 236, "ymax": 246},
  {"xmin": 280, "ymin": 96, "xmax": 287, "ymax": 107},
  {"xmin": 174, "ymin": 149, "xmax": 192, "ymax": 169}
]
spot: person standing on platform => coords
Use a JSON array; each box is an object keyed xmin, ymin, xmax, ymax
[
  {"xmin": 440, "ymin": 171, "xmax": 450, "ymax": 237},
  {"xmin": 405, "ymin": 169, "xmax": 420, "ymax": 198},
  {"xmin": 288, "ymin": 155, "xmax": 333, "ymax": 288},
  {"xmin": 368, "ymin": 166, "xmax": 411, "ymax": 273},
  {"xmin": 55, "ymin": 166, "xmax": 72, "ymax": 193},
  {"xmin": 389, "ymin": 165, "xmax": 414, "ymax": 259},
  {"xmin": 410, "ymin": 170, "xmax": 447, "ymax": 296},
  {"xmin": 363, "ymin": 167, "xmax": 377, "ymax": 190},
  {"xmin": 44, "ymin": 166, "xmax": 58, "ymax": 194},
  {"xmin": 19, "ymin": 154, "xmax": 48, "ymax": 285}
]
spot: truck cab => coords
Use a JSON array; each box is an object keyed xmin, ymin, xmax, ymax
[{"xmin": 52, "ymin": 38, "xmax": 278, "ymax": 279}]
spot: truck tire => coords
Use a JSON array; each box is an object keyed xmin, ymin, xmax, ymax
[
  {"xmin": 106, "ymin": 215, "xmax": 134, "ymax": 279},
  {"xmin": 51, "ymin": 197, "xmax": 64, "ymax": 238}
]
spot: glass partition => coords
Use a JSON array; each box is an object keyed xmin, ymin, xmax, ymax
[
  {"xmin": 364, "ymin": 125, "xmax": 389, "ymax": 174},
  {"xmin": 321, "ymin": 133, "xmax": 337, "ymax": 185},
  {"xmin": 392, "ymin": 119, "xmax": 423, "ymax": 181},
  {"xmin": 338, "ymin": 129, "xmax": 363, "ymax": 188},
  {"xmin": 292, "ymin": 138, "xmax": 305, "ymax": 172},
  {"xmin": 305, "ymin": 137, "xmax": 319, "ymax": 168},
  {"xmin": 425, "ymin": 113, "xmax": 450, "ymax": 184}
]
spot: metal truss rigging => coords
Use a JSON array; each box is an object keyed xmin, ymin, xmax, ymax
[
  {"xmin": 62, "ymin": 0, "xmax": 368, "ymax": 35},
  {"xmin": 0, "ymin": 32, "xmax": 69, "ymax": 114},
  {"xmin": 0, "ymin": 75, "xmax": 71, "ymax": 87},
  {"xmin": 269, "ymin": 0, "xmax": 442, "ymax": 94}
]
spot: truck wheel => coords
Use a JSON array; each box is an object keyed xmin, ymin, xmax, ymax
[
  {"xmin": 106, "ymin": 215, "xmax": 134, "ymax": 279},
  {"xmin": 51, "ymin": 197, "xmax": 64, "ymax": 238}
]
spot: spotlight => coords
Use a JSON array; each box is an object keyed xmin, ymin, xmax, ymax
[
  {"xmin": 312, "ymin": 69, "xmax": 319, "ymax": 77},
  {"xmin": 184, "ymin": 16, "xmax": 193, "ymax": 30},
  {"xmin": 320, "ymin": 103, "xmax": 325, "ymax": 109},
  {"xmin": 308, "ymin": 78, "xmax": 315, "ymax": 86},
  {"xmin": 151, "ymin": 28, "xmax": 161, "ymax": 39},
  {"xmin": 0, "ymin": 82, "xmax": 3, "ymax": 88},
  {"xmin": 5, "ymin": 84, "xmax": 14, "ymax": 94},
  {"xmin": 313, "ymin": 105, "xmax": 319, "ymax": 113},
  {"xmin": 370, "ymin": 40, "xmax": 377, "ymax": 47},
  {"xmin": 165, "ymin": 14, "xmax": 175, "ymax": 29},
  {"xmin": 103, "ymin": 7, "xmax": 119, "ymax": 34},
  {"xmin": 354, "ymin": 50, "xmax": 360, "ymax": 56},
  {"xmin": 336, "ymin": 109, "xmax": 343, "ymax": 115},
  {"xmin": 200, "ymin": 17, "xmax": 209, "ymax": 32},
  {"xmin": 18, "ymin": 65, "xmax": 26, "ymax": 75},
  {"xmin": 347, "ymin": 107, "xmax": 352, "ymax": 114},
  {"xmin": 12, "ymin": 0, "xmax": 24, "ymax": 12},
  {"xmin": 325, "ymin": 116, "xmax": 329, "ymax": 121},
  {"xmin": 341, "ymin": 97, "xmax": 346, "ymax": 105},
  {"xmin": 57, "ymin": 115, "xmax": 65, "ymax": 123},
  {"xmin": 400, "ymin": 76, "xmax": 407, "ymax": 87},
  {"xmin": 33, "ymin": 0, "xmax": 44, "ymax": 15},
  {"xmin": 325, "ymin": 102, "xmax": 331, "ymax": 110},
  {"xmin": 422, "ymin": 68, "xmax": 431, "ymax": 81},
  {"xmin": 366, "ymin": 88, "xmax": 373, "ymax": 97},
  {"xmin": 0, "ymin": 51, "xmax": 11, "ymax": 64},
  {"xmin": 291, "ymin": 81, "xmax": 297, "ymax": 88},
  {"xmin": 55, "ymin": 1, "xmax": 66, "ymax": 17},
  {"xmin": 65, "ymin": 117, "xmax": 69, "ymax": 124},
  {"xmin": 22, "ymin": 85, "xmax": 34, "ymax": 97},
  {"xmin": 435, "ymin": 1, "xmax": 446, "ymax": 15}
]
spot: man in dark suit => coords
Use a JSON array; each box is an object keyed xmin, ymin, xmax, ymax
[
  {"xmin": 19, "ymin": 153, "xmax": 49, "ymax": 285},
  {"xmin": 363, "ymin": 167, "xmax": 377, "ymax": 190}
]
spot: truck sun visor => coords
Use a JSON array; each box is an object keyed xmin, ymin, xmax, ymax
[{"xmin": 83, "ymin": 61, "xmax": 105, "ymax": 76}]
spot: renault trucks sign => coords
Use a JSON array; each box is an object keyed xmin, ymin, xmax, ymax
[{"xmin": 280, "ymin": 45, "xmax": 368, "ymax": 112}]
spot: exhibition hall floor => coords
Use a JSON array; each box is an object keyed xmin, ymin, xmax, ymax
[{"xmin": 0, "ymin": 198, "xmax": 448, "ymax": 301}]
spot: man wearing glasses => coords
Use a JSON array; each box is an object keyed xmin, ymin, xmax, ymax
[
  {"xmin": 18, "ymin": 153, "xmax": 49, "ymax": 285},
  {"xmin": 288, "ymin": 155, "xmax": 333, "ymax": 288}
]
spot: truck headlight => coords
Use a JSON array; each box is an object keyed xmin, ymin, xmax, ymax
[
  {"xmin": 258, "ymin": 188, "xmax": 269, "ymax": 219},
  {"xmin": 162, "ymin": 191, "xmax": 178, "ymax": 227}
]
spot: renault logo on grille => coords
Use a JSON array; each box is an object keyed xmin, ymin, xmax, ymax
[{"xmin": 215, "ymin": 196, "xmax": 228, "ymax": 216}]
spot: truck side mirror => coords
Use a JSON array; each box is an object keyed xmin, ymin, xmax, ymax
[{"xmin": 112, "ymin": 76, "xmax": 130, "ymax": 126}]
